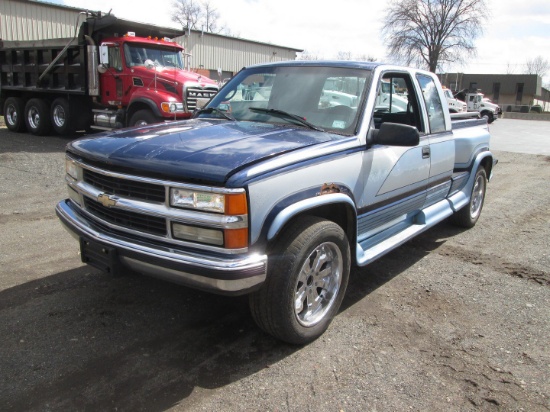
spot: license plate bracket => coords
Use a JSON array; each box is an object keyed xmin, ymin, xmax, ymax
[{"xmin": 80, "ymin": 237, "xmax": 121, "ymax": 276}]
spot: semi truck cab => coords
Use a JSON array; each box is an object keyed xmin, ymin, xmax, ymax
[{"xmin": 96, "ymin": 33, "xmax": 218, "ymax": 128}]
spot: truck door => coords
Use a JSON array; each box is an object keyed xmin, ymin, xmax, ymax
[
  {"xmin": 357, "ymin": 72, "xmax": 430, "ymax": 240},
  {"xmin": 100, "ymin": 44, "xmax": 125, "ymax": 106},
  {"xmin": 468, "ymin": 94, "xmax": 481, "ymax": 111},
  {"xmin": 416, "ymin": 73, "xmax": 454, "ymax": 207}
]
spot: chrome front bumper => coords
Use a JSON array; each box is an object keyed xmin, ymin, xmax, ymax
[{"xmin": 56, "ymin": 199, "xmax": 267, "ymax": 295}]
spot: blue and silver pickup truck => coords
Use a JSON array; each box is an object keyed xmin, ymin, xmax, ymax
[{"xmin": 56, "ymin": 61, "xmax": 496, "ymax": 344}]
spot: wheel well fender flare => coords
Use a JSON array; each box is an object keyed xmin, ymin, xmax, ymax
[
  {"xmin": 471, "ymin": 150, "xmax": 496, "ymax": 182},
  {"xmin": 450, "ymin": 151, "xmax": 495, "ymax": 212},
  {"xmin": 266, "ymin": 193, "xmax": 357, "ymax": 242},
  {"xmin": 127, "ymin": 98, "xmax": 162, "ymax": 121}
]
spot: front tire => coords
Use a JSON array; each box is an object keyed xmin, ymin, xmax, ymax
[
  {"xmin": 24, "ymin": 98, "xmax": 51, "ymax": 135},
  {"xmin": 481, "ymin": 111, "xmax": 494, "ymax": 124},
  {"xmin": 450, "ymin": 167, "xmax": 487, "ymax": 228},
  {"xmin": 129, "ymin": 109, "xmax": 157, "ymax": 127},
  {"xmin": 3, "ymin": 97, "xmax": 26, "ymax": 132},
  {"xmin": 249, "ymin": 216, "xmax": 350, "ymax": 345}
]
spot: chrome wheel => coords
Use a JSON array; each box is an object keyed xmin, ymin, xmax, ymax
[
  {"xmin": 294, "ymin": 241, "xmax": 343, "ymax": 327},
  {"xmin": 52, "ymin": 104, "xmax": 66, "ymax": 128},
  {"xmin": 27, "ymin": 106, "xmax": 41, "ymax": 129},
  {"xmin": 450, "ymin": 167, "xmax": 487, "ymax": 228},
  {"xmin": 470, "ymin": 173, "xmax": 485, "ymax": 219},
  {"xmin": 24, "ymin": 98, "xmax": 51, "ymax": 135},
  {"xmin": 6, "ymin": 103, "xmax": 18, "ymax": 126}
]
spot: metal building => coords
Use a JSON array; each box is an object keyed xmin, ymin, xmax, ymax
[
  {"xmin": 0, "ymin": 0, "xmax": 81, "ymax": 40},
  {"xmin": 0, "ymin": 0, "xmax": 302, "ymax": 80},
  {"xmin": 439, "ymin": 72, "xmax": 549, "ymax": 113},
  {"xmin": 178, "ymin": 30, "xmax": 301, "ymax": 81}
]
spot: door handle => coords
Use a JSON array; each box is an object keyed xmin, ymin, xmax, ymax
[{"xmin": 422, "ymin": 146, "xmax": 430, "ymax": 159}]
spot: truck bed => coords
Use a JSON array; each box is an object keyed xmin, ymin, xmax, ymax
[{"xmin": 0, "ymin": 38, "xmax": 86, "ymax": 93}]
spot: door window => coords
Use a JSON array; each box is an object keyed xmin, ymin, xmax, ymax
[
  {"xmin": 108, "ymin": 46, "xmax": 122, "ymax": 71},
  {"xmin": 374, "ymin": 72, "xmax": 424, "ymax": 133}
]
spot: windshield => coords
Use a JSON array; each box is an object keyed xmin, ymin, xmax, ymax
[
  {"xmin": 203, "ymin": 66, "xmax": 372, "ymax": 135},
  {"xmin": 124, "ymin": 43, "xmax": 184, "ymax": 69}
]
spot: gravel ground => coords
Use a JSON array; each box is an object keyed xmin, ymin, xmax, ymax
[{"xmin": 0, "ymin": 118, "xmax": 549, "ymax": 411}]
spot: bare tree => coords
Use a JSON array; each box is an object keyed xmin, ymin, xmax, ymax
[
  {"xmin": 219, "ymin": 26, "xmax": 239, "ymax": 37},
  {"xmin": 382, "ymin": 0, "xmax": 489, "ymax": 73},
  {"xmin": 525, "ymin": 56, "xmax": 549, "ymax": 79},
  {"xmin": 171, "ymin": 0, "xmax": 201, "ymax": 30},
  {"xmin": 297, "ymin": 50, "xmax": 321, "ymax": 61},
  {"xmin": 202, "ymin": 0, "xmax": 220, "ymax": 32},
  {"xmin": 336, "ymin": 51, "xmax": 353, "ymax": 60},
  {"xmin": 356, "ymin": 54, "xmax": 377, "ymax": 62},
  {"xmin": 171, "ymin": 0, "xmax": 224, "ymax": 33},
  {"xmin": 505, "ymin": 62, "xmax": 518, "ymax": 75}
]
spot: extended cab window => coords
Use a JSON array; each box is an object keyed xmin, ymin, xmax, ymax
[
  {"xmin": 416, "ymin": 74, "xmax": 446, "ymax": 133},
  {"xmin": 205, "ymin": 66, "xmax": 372, "ymax": 136}
]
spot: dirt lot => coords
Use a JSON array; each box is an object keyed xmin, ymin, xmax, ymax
[{"xmin": 0, "ymin": 119, "xmax": 549, "ymax": 411}]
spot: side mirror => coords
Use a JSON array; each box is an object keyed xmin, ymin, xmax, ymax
[
  {"xmin": 371, "ymin": 123, "xmax": 420, "ymax": 147},
  {"xmin": 99, "ymin": 45, "xmax": 109, "ymax": 65},
  {"xmin": 144, "ymin": 59, "xmax": 155, "ymax": 70}
]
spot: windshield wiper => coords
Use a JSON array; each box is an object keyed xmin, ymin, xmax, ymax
[
  {"xmin": 249, "ymin": 107, "xmax": 324, "ymax": 132},
  {"xmin": 194, "ymin": 107, "xmax": 235, "ymax": 121}
]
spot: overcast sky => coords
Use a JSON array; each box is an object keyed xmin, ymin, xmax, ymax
[{"xmin": 53, "ymin": 0, "xmax": 550, "ymax": 82}]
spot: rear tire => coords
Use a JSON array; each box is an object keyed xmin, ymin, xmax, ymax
[
  {"xmin": 3, "ymin": 97, "xmax": 26, "ymax": 132},
  {"xmin": 129, "ymin": 109, "xmax": 157, "ymax": 127},
  {"xmin": 249, "ymin": 216, "xmax": 350, "ymax": 345},
  {"xmin": 24, "ymin": 98, "xmax": 51, "ymax": 135},
  {"xmin": 51, "ymin": 97, "xmax": 75, "ymax": 135},
  {"xmin": 450, "ymin": 167, "xmax": 487, "ymax": 228}
]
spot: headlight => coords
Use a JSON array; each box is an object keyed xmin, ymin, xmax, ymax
[
  {"xmin": 161, "ymin": 102, "xmax": 183, "ymax": 113},
  {"xmin": 170, "ymin": 189, "xmax": 247, "ymax": 215},
  {"xmin": 170, "ymin": 188, "xmax": 248, "ymax": 248},
  {"xmin": 66, "ymin": 158, "xmax": 78, "ymax": 180},
  {"xmin": 170, "ymin": 189, "xmax": 225, "ymax": 213}
]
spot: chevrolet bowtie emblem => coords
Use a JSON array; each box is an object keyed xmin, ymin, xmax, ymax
[{"xmin": 97, "ymin": 193, "xmax": 117, "ymax": 207}]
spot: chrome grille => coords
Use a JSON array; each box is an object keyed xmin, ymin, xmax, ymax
[
  {"xmin": 83, "ymin": 169, "xmax": 166, "ymax": 203},
  {"xmin": 84, "ymin": 197, "xmax": 167, "ymax": 236},
  {"xmin": 185, "ymin": 87, "xmax": 218, "ymax": 111}
]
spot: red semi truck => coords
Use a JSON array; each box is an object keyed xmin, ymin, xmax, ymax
[{"xmin": 0, "ymin": 12, "xmax": 218, "ymax": 135}]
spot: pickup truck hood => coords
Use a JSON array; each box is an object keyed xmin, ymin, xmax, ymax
[{"xmin": 68, "ymin": 120, "xmax": 337, "ymax": 185}]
